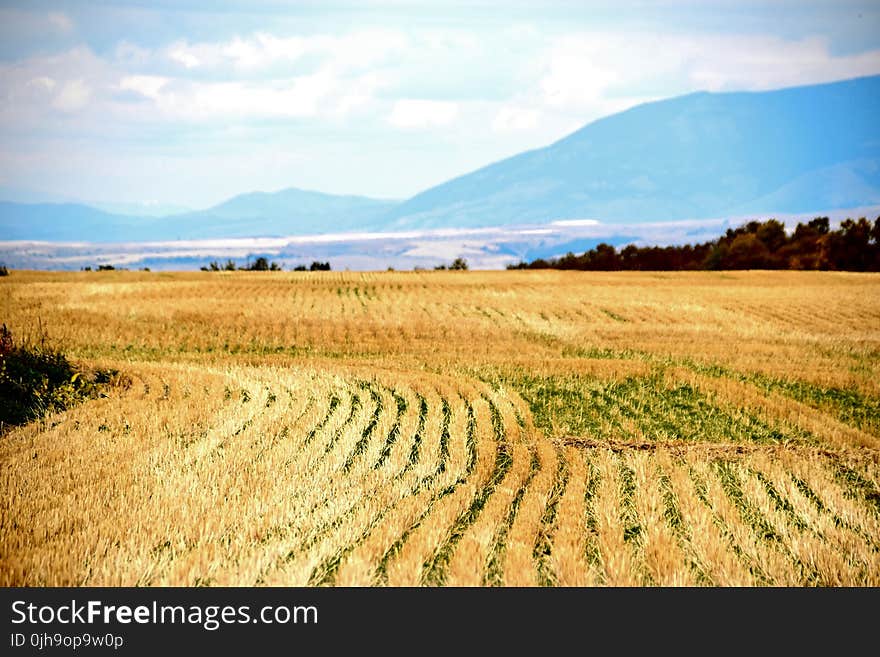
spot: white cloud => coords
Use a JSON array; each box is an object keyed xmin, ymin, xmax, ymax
[
  {"xmin": 28, "ymin": 76, "xmax": 56, "ymax": 92},
  {"xmin": 155, "ymin": 71, "xmax": 337, "ymax": 120},
  {"xmin": 164, "ymin": 30, "xmax": 407, "ymax": 74},
  {"xmin": 47, "ymin": 12, "xmax": 73, "ymax": 33},
  {"xmin": 52, "ymin": 79, "xmax": 90, "ymax": 112},
  {"xmin": 492, "ymin": 106, "xmax": 540, "ymax": 132},
  {"xmin": 332, "ymin": 71, "xmax": 386, "ymax": 117},
  {"xmin": 533, "ymin": 32, "xmax": 880, "ymax": 118},
  {"xmin": 221, "ymin": 33, "xmax": 311, "ymax": 70},
  {"xmin": 388, "ymin": 99, "xmax": 459, "ymax": 129},
  {"xmin": 540, "ymin": 39, "xmax": 619, "ymax": 111},
  {"xmin": 464, "ymin": 30, "xmax": 880, "ymax": 147},
  {"xmin": 222, "ymin": 35, "xmax": 272, "ymax": 70},
  {"xmin": 169, "ymin": 46, "xmax": 200, "ymax": 69},
  {"xmin": 115, "ymin": 41, "xmax": 151, "ymax": 66},
  {"xmin": 119, "ymin": 75, "xmax": 168, "ymax": 100},
  {"xmin": 0, "ymin": 48, "xmax": 109, "ymax": 126},
  {"xmin": 685, "ymin": 35, "xmax": 880, "ymax": 91},
  {"xmin": 327, "ymin": 30, "xmax": 409, "ymax": 71}
]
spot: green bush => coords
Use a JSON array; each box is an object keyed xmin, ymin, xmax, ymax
[{"xmin": 0, "ymin": 325, "xmax": 112, "ymax": 430}]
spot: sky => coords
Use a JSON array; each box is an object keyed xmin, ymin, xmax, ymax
[{"xmin": 1, "ymin": 0, "xmax": 879, "ymax": 210}]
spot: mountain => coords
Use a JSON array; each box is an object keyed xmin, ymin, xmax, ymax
[
  {"xmin": 0, "ymin": 202, "xmax": 156, "ymax": 241},
  {"xmin": 88, "ymin": 201, "xmax": 192, "ymax": 217},
  {"xmin": 174, "ymin": 188, "xmax": 398, "ymax": 237},
  {"xmin": 0, "ymin": 189, "xmax": 399, "ymax": 242},
  {"xmin": 383, "ymin": 75, "xmax": 880, "ymax": 228}
]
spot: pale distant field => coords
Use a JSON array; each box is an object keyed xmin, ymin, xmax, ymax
[{"xmin": 2, "ymin": 270, "xmax": 879, "ymax": 586}]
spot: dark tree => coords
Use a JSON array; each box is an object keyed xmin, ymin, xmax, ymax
[
  {"xmin": 250, "ymin": 257, "xmax": 270, "ymax": 271},
  {"xmin": 509, "ymin": 216, "xmax": 879, "ymax": 272}
]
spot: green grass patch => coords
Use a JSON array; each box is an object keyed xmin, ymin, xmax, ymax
[
  {"xmin": 489, "ymin": 370, "xmax": 807, "ymax": 444},
  {"xmin": 685, "ymin": 360, "xmax": 880, "ymax": 437}
]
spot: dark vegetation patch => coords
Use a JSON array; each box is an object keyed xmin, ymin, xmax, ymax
[{"xmin": 0, "ymin": 325, "xmax": 118, "ymax": 431}]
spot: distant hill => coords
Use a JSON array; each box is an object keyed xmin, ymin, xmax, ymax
[
  {"xmin": 0, "ymin": 189, "xmax": 399, "ymax": 242},
  {"xmin": 0, "ymin": 202, "xmax": 156, "ymax": 241},
  {"xmin": 88, "ymin": 201, "xmax": 192, "ymax": 217},
  {"xmin": 175, "ymin": 188, "xmax": 398, "ymax": 237},
  {"xmin": 382, "ymin": 75, "xmax": 880, "ymax": 228}
]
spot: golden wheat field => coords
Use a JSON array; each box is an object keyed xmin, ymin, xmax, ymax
[{"xmin": 1, "ymin": 269, "xmax": 879, "ymax": 586}]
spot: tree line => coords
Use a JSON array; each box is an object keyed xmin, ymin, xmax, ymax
[
  {"xmin": 200, "ymin": 257, "xmax": 330, "ymax": 271},
  {"xmin": 507, "ymin": 217, "xmax": 880, "ymax": 271}
]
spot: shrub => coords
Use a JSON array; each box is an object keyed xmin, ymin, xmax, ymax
[
  {"xmin": 435, "ymin": 258, "xmax": 469, "ymax": 271},
  {"xmin": 0, "ymin": 265, "xmax": 8, "ymax": 276},
  {"xmin": 0, "ymin": 325, "xmax": 114, "ymax": 430},
  {"xmin": 244, "ymin": 257, "xmax": 282, "ymax": 271},
  {"xmin": 202, "ymin": 258, "xmax": 281, "ymax": 272}
]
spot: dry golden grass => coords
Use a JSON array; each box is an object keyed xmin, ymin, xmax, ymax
[{"xmin": 1, "ymin": 269, "xmax": 878, "ymax": 586}]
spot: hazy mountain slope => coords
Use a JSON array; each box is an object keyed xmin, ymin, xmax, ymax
[
  {"xmin": 178, "ymin": 188, "xmax": 398, "ymax": 236},
  {"xmin": 383, "ymin": 75, "xmax": 880, "ymax": 228},
  {"xmin": 0, "ymin": 189, "xmax": 399, "ymax": 242},
  {"xmin": 0, "ymin": 202, "xmax": 157, "ymax": 241}
]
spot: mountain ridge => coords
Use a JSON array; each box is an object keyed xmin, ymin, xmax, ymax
[
  {"xmin": 0, "ymin": 188, "xmax": 400, "ymax": 242},
  {"xmin": 383, "ymin": 74, "xmax": 880, "ymax": 228}
]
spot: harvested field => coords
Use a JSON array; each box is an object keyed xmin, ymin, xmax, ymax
[{"xmin": 2, "ymin": 270, "xmax": 878, "ymax": 586}]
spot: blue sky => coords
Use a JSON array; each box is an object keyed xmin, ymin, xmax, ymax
[{"xmin": 1, "ymin": 1, "xmax": 879, "ymax": 210}]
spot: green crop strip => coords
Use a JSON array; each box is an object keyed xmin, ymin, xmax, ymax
[
  {"xmin": 420, "ymin": 398, "xmax": 512, "ymax": 586},
  {"xmin": 304, "ymin": 394, "xmax": 341, "ymax": 445},
  {"xmin": 373, "ymin": 392, "xmax": 407, "ymax": 469},
  {"xmin": 322, "ymin": 394, "xmax": 361, "ymax": 454},
  {"xmin": 687, "ymin": 463, "xmax": 769, "ymax": 585},
  {"xmin": 374, "ymin": 400, "xmax": 477, "ymax": 585},
  {"xmin": 582, "ymin": 454, "xmax": 603, "ymax": 582},
  {"xmin": 484, "ymin": 447, "xmax": 540, "ymax": 587},
  {"xmin": 534, "ymin": 446, "xmax": 570, "ymax": 587},
  {"xmin": 399, "ymin": 394, "xmax": 428, "ymax": 477},
  {"xmin": 342, "ymin": 383, "xmax": 383, "ymax": 472}
]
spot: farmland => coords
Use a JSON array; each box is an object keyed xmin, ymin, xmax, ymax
[{"xmin": 2, "ymin": 269, "xmax": 879, "ymax": 586}]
